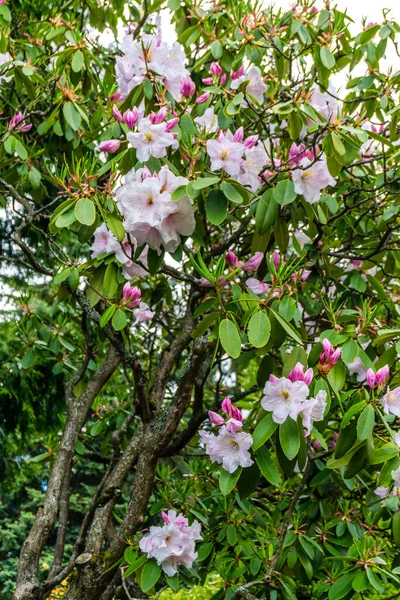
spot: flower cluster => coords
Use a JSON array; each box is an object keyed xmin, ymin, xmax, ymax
[
  {"xmin": 199, "ymin": 398, "xmax": 253, "ymax": 473},
  {"xmin": 261, "ymin": 366, "xmax": 326, "ymax": 434},
  {"xmin": 289, "ymin": 143, "xmax": 336, "ymax": 204},
  {"xmin": 366, "ymin": 365, "xmax": 389, "ymax": 389},
  {"xmin": 116, "ymin": 34, "xmax": 189, "ymax": 101},
  {"xmin": 206, "ymin": 128, "xmax": 268, "ymax": 191},
  {"xmin": 139, "ymin": 510, "xmax": 202, "ymax": 576},
  {"xmin": 230, "ymin": 66, "xmax": 267, "ymax": 105},
  {"xmin": 116, "ymin": 165, "xmax": 196, "ymax": 254}
]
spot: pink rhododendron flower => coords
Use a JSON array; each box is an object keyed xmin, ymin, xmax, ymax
[
  {"xmin": 194, "ymin": 108, "xmax": 219, "ymax": 133},
  {"xmin": 347, "ymin": 355, "xmax": 368, "ymax": 382},
  {"xmin": 0, "ymin": 52, "xmax": 12, "ymax": 83},
  {"xmin": 139, "ymin": 510, "xmax": 202, "ymax": 576},
  {"xmin": 199, "ymin": 426, "xmax": 253, "ymax": 473},
  {"xmin": 291, "ymin": 154, "xmax": 336, "ymax": 204},
  {"xmin": 261, "ymin": 377, "xmax": 309, "ymax": 424},
  {"xmin": 230, "ymin": 66, "xmax": 267, "ymax": 105},
  {"xmin": 374, "ymin": 486, "xmax": 390, "ymax": 500},
  {"xmin": 127, "ymin": 117, "xmax": 177, "ymax": 161},
  {"xmin": 115, "ymin": 34, "xmax": 189, "ymax": 101},
  {"xmin": 246, "ymin": 278, "xmax": 270, "ymax": 295},
  {"xmin": 91, "ymin": 224, "xmax": 148, "ymax": 277},
  {"xmin": 236, "ymin": 145, "xmax": 268, "ymax": 191},
  {"xmin": 301, "ymin": 390, "xmax": 327, "ymax": 435},
  {"xmin": 209, "ymin": 62, "xmax": 223, "ymax": 75},
  {"xmin": 116, "ymin": 166, "xmax": 195, "ymax": 254},
  {"xmin": 308, "ymin": 84, "xmax": 339, "ymax": 121},
  {"xmin": 288, "ymin": 362, "xmax": 313, "ymax": 386},
  {"xmin": 99, "ymin": 139, "xmax": 121, "ymax": 153},
  {"xmin": 382, "ymin": 388, "xmax": 400, "ymax": 418},
  {"xmin": 206, "ymin": 135, "xmax": 244, "ymax": 176},
  {"xmin": 132, "ymin": 302, "xmax": 154, "ymax": 323},
  {"xmin": 225, "ymin": 418, "xmax": 243, "ymax": 434}
]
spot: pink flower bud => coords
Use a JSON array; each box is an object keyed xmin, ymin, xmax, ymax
[
  {"xmin": 99, "ymin": 139, "xmax": 121, "ymax": 153},
  {"xmin": 142, "ymin": 166, "xmax": 152, "ymax": 179},
  {"xmin": 210, "ymin": 62, "xmax": 223, "ymax": 75},
  {"xmin": 110, "ymin": 91, "xmax": 124, "ymax": 103},
  {"xmin": 322, "ymin": 338, "xmax": 333, "ymax": 355},
  {"xmin": 124, "ymin": 108, "xmax": 139, "ymax": 129},
  {"xmin": 313, "ymin": 440, "xmax": 322, "ymax": 449},
  {"xmin": 231, "ymin": 65, "xmax": 245, "ymax": 80},
  {"xmin": 202, "ymin": 77, "xmax": 213, "ymax": 85},
  {"xmin": 272, "ymin": 250, "xmax": 280, "ymax": 270},
  {"xmin": 330, "ymin": 348, "xmax": 341, "ymax": 364},
  {"xmin": 226, "ymin": 251, "xmax": 239, "ymax": 267},
  {"xmin": 333, "ymin": 432, "xmax": 338, "ymax": 441},
  {"xmin": 180, "ymin": 76, "xmax": 196, "ymax": 97},
  {"xmin": 198, "ymin": 277, "xmax": 213, "ymax": 288},
  {"xmin": 242, "ymin": 252, "xmax": 263, "ymax": 272},
  {"xmin": 225, "ymin": 418, "xmax": 243, "ymax": 434},
  {"xmin": 318, "ymin": 339, "xmax": 340, "ymax": 374},
  {"xmin": 233, "ymin": 127, "xmax": 244, "ymax": 143},
  {"xmin": 244, "ymin": 135, "xmax": 258, "ymax": 149},
  {"xmin": 196, "ymin": 92, "xmax": 210, "ymax": 104},
  {"xmin": 221, "ymin": 397, "xmax": 232, "ymax": 415},
  {"xmin": 122, "ymin": 282, "xmax": 141, "ymax": 307},
  {"xmin": 161, "ymin": 511, "xmax": 169, "ymax": 524},
  {"xmin": 230, "ymin": 406, "xmax": 243, "ymax": 422},
  {"xmin": 288, "ymin": 142, "xmax": 307, "ymax": 166},
  {"xmin": 366, "ymin": 368, "xmax": 376, "ymax": 389},
  {"xmin": 165, "ymin": 117, "xmax": 179, "ymax": 132},
  {"xmin": 220, "ymin": 73, "xmax": 227, "ymax": 85},
  {"xmin": 155, "ymin": 107, "xmax": 168, "ymax": 123},
  {"xmin": 218, "ymin": 130, "xmax": 225, "ymax": 143},
  {"xmin": 112, "ymin": 104, "xmax": 124, "ymax": 122},
  {"xmin": 376, "ymin": 365, "xmax": 389, "ymax": 387},
  {"xmin": 269, "ymin": 374, "xmax": 279, "ymax": 383},
  {"xmin": 19, "ymin": 123, "xmax": 32, "ymax": 133},
  {"xmin": 9, "ymin": 112, "xmax": 23, "ymax": 131},
  {"xmin": 208, "ymin": 410, "xmax": 225, "ymax": 426},
  {"xmin": 310, "ymin": 6, "xmax": 318, "ymax": 14},
  {"xmin": 288, "ymin": 362, "xmax": 314, "ymax": 386},
  {"xmin": 302, "ymin": 269, "xmax": 311, "ymax": 282}
]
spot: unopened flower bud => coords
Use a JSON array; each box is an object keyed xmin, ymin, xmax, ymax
[
  {"xmin": 165, "ymin": 117, "xmax": 179, "ymax": 132},
  {"xmin": 196, "ymin": 92, "xmax": 210, "ymax": 104},
  {"xmin": 99, "ymin": 139, "xmax": 121, "ymax": 153},
  {"xmin": 226, "ymin": 251, "xmax": 239, "ymax": 267},
  {"xmin": 180, "ymin": 76, "xmax": 196, "ymax": 97},
  {"xmin": 233, "ymin": 127, "xmax": 244, "ymax": 143},
  {"xmin": 124, "ymin": 108, "xmax": 139, "ymax": 129},
  {"xmin": 112, "ymin": 104, "xmax": 124, "ymax": 122},
  {"xmin": 208, "ymin": 410, "xmax": 225, "ymax": 426},
  {"xmin": 209, "ymin": 62, "xmax": 223, "ymax": 75},
  {"xmin": 243, "ymin": 252, "xmax": 263, "ymax": 272}
]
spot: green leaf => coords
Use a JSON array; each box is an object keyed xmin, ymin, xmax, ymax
[
  {"xmin": 192, "ymin": 176, "xmax": 220, "ymax": 190},
  {"xmin": 247, "ymin": 311, "xmax": 271, "ymax": 348},
  {"xmin": 147, "ymin": 247, "xmax": 164, "ymax": 275},
  {"xmin": 192, "ymin": 312, "xmax": 219, "ymax": 339},
  {"xmin": 211, "ymin": 41, "xmax": 223, "ymax": 59},
  {"xmin": 112, "ymin": 308, "xmax": 127, "ymax": 331},
  {"xmin": 100, "ymin": 304, "xmax": 116, "ymax": 328},
  {"xmin": 63, "ymin": 101, "xmax": 81, "ymax": 131},
  {"xmin": 273, "ymin": 180, "xmax": 297, "ymax": 206},
  {"xmin": 221, "ymin": 181, "xmax": 243, "ymax": 204},
  {"xmin": 54, "ymin": 268, "xmax": 71, "ymax": 286},
  {"xmin": 21, "ymin": 349, "xmax": 35, "ymax": 369},
  {"xmin": 256, "ymin": 447, "xmax": 282, "ymax": 485},
  {"xmin": 219, "ymin": 319, "xmax": 241, "ymax": 359},
  {"xmin": 219, "ymin": 467, "xmax": 242, "ymax": 495},
  {"xmin": 256, "ymin": 189, "xmax": 279, "ymax": 234},
  {"xmin": 75, "ymin": 198, "xmax": 96, "ymax": 226},
  {"xmin": 329, "ymin": 573, "xmax": 355, "ymax": 600},
  {"xmin": 269, "ymin": 308, "xmax": 303, "ymax": 345},
  {"xmin": 206, "ymin": 189, "xmax": 227, "ymax": 225},
  {"xmin": 278, "ymin": 296, "xmax": 296, "ymax": 321},
  {"xmin": 103, "ymin": 263, "xmax": 118, "ymax": 298},
  {"xmin": 279, "ymin": 418, "xmax": 300, "ymax": 461},
  {"xmin": 320, "ymin": 46, "xmax": 335, "ymax": 69},
  {"xmin": 227, "ymin": 524, "xmax": 238, "ymax": 546},
  {"xmin": 357, "ymin": 405, "xmax": 375, "ymax": 441},
  {"xmin": 71, "ymin": 50, "xmax": 84, "ymax": 72},
  {"xmin": 252, "ymin": 412, "xmax": 278, "ymax": 450},
  {"xmin": 140, "ymin": 560, "xmax": 162, "ymax": 594}
]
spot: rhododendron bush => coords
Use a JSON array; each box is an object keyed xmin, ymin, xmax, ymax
[{"xmin": 2, "ymin": 0, "xmax": 400, "ymax": 599}]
